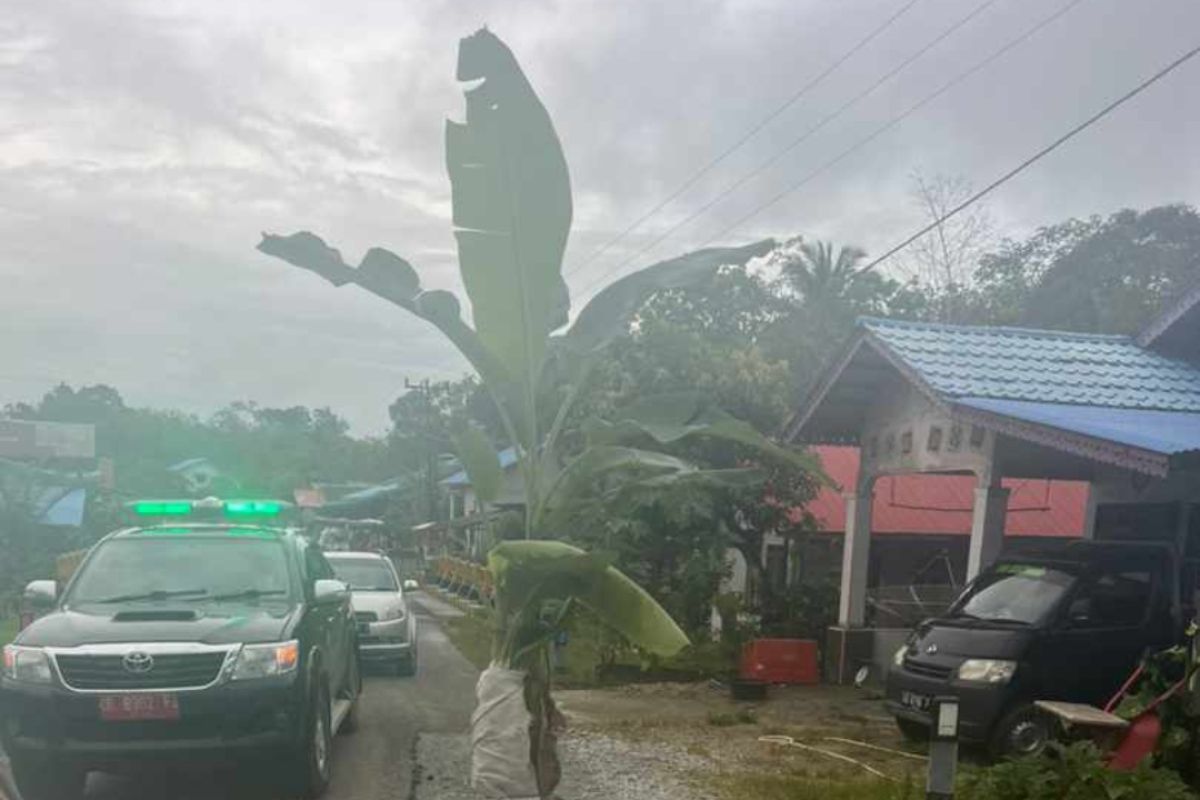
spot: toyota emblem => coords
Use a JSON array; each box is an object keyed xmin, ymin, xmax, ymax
[
  {"xmin": 925, "ymin": 644, "xmax": 939, "ymax": 655},
  {"xmin": 122, "ymin": 651, "xmax": 155, "ymax": 674}
]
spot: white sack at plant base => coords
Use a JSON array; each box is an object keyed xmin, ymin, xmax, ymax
[{"xmin": 470, "ymin": 541, "xmax": 689, "ymax": 798}]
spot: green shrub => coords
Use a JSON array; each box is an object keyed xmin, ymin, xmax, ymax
[{"xmin": 959, "ymin": 742, "xmax": 1196, "ymax": 800}]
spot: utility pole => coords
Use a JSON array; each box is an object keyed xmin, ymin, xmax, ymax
[{"xmin": 404, "ymin": 378, "xmax": 451, "ymax": 525}]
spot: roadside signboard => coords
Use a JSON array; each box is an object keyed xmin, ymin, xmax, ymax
[{"xmin": 0, "ymin": 420, "xmax": 95, "ymax": 459}]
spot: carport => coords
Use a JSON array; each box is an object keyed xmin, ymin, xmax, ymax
[{"xmin": 785, "ymin": 297, "xmax": 1200, "ymax": 682}]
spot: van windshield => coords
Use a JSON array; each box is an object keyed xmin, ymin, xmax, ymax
[{"xmin": 952, "ymin": 564, "xmax": 1077, "ymax": 625}]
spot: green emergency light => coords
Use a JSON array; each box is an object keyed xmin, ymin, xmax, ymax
[{"xmin": 127, "ymin": 498, "xmax": 287, "ymax": 518}]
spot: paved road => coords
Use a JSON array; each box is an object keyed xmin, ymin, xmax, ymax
[{"xmin": 2, "ymin": 593, "xmax": 480, "ymax": 800}]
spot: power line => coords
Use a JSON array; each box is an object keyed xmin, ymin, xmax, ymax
[
  {"xmin": 574, "ymin": 0, "xmax": 1003, "ymax": 296},
  {"xmin": 695, "ymin": 0, "xmax": 1088, "ymax": 253},
  {"xmin": 564, "ymin": 0, "xmax": 922, "ymax": 276},
  {"xmin": 850, "ymin": 39, "xmax": 1200, "ymax": 278}
]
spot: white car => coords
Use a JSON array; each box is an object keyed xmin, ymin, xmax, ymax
[{"xmin": 325, "ymin": 551, "xmax": 418, "ymax": 676}]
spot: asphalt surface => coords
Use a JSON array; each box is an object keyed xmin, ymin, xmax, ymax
[{"xmin": 1, "ymin": 592, "xmax": 480, "ymax": 800}]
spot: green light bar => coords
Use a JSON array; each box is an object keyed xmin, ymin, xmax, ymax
[
  {"xmin": 132, "ymin": 501, "xmax": 192, "ymax": 516},
  {"xmin": 224, "ymin": 500, "xmax": 282, "ymax": 516}
]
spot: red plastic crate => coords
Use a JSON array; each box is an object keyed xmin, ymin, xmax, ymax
[{"xmin": 739, "ymin": 638, "xmax": 819, "ymax": 685}]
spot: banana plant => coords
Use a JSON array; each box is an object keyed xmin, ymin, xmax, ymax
[{"xmin": 257, "ymin": 27, "xmax": 819, "ymax": 799}]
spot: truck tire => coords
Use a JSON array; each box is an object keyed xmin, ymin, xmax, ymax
[
  {"xmin": 10, "ymin": 756, "xmax": 86, "ymax": 800},
  {"xmin": 895, "ymin": 717, "xmax": 929, "ymax": 743},
  {"xmin": 988, "ymin": 704, "xmax": 1050, "ymax": 760},
  {"xmin": 284, "ymin": 681, "xmax": 333, "ymax": 799}
]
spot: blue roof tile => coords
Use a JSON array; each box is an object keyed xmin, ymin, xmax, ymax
[{"xmin": 862, "ymin": 317, "xmax": 1200, "ymax": 412}]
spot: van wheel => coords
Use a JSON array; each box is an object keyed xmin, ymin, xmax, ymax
[
  {"xmin": 989, "ymin": 705, "xmax": 1050, "ymax": 760},
  {"xmin": 340, "ymin": 653, "xmax": 362, "ymax": 735},
  {"xmin": 10, "ymin": 757, "xmax": 86, "ymax": 800},
  {"xmin": 895, "ymin": 717, "xmax": 929, "ymax": 743}
]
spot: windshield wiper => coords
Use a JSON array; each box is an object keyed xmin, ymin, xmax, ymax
[
  {"xmin": 199, "ymin": 589, "xmax": 289, "ymax": 603},
  {"xmin": 95, "ymin": 589, "xmax": 208, "ymax": 604}
]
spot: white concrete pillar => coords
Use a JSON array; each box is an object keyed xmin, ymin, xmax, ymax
[
  {"xmin": 967, "ymin": 482, "xmax": 1010, "ymax": 579},
  {"xmin": 838, "ymin": 478, "xmax": 874, "ymax": 627}
]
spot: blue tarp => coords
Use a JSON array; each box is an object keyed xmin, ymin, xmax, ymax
[
  {"xmin": 36, "ymin": 487, "xmax": 87, "ymax": 526},
  {"xmin": 955, "ymin": 397, "xmax": 1200, "ymax": 456},
  {"xmin": 441, "ymin": 447, "xmax": 519, "ymax": 489}
]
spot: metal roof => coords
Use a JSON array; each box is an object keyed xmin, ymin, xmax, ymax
[
  {"xmin": 863, "ymin": 317, "xmax": 1200, "ymax": 412},
  {"xmin": 955, "ymin": 397, "xmax": 1200, "ymax": 457}
]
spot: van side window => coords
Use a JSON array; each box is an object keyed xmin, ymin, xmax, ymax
[
  {"xmin": 1067, "ymin": 569, "xmax": 1152, "ymax": 628},
  {"xmin": 305, "ymin": 547, "xmax": 336, "ymax": 582}
]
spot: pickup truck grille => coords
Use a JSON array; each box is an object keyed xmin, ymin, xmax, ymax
[
  {"xmin": 902, "ymin": 656, "xmax": 954, "ymax": 681},
  {"xmin": 56, "ymin": 652, "xmax": 228, "ymax": 690}
]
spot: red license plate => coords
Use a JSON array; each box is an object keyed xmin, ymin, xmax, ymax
[{"xmin": 98, "ymin": 693, "xmax": 181, "ymax": 721}]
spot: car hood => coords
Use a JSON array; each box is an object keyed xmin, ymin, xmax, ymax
[
  {"xmin": 909, "ymin": 619, "xmax": 1036, "ymax": 660},
  {"xmin": 16, "ymin": 605, "xmax": 299, "ymax": 648},
  {"xmin": 349, "ymin": 591, "xmax": 406, "ymax": 618}
]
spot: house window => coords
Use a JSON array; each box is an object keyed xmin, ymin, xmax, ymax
[
  {"xmin": 927, "ymin": 426, "xmax": 943, "ymax": 452},
  {"xmin": 901, "ymin": 430, "xmax": 913, "ymax": 454},
  {"xmin": 948, "ymin": 425, "xmax": 963, "ymax": 451},
  {"xmin": 969, "ymin": 425, "xmax": 986, "ymax": 449}
]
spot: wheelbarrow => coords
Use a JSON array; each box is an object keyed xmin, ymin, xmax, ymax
[{"xmin": 1036, "ymin": 658, "xmax": 1200, "ymax": 770}]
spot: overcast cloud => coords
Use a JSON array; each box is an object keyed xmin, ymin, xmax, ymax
[{"xmin": 2, "ymin": 0, "xmax": 1198, "ymax": 431}]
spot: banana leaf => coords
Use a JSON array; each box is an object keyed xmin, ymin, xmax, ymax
[
  {"xmin": 563, "ymin": 240, "xmax": 776, "ymax": 355},
  {"xmin": 447, "ymin": 28, "xmax": 572, "ymax": 452},
  {"xmin": 451, "ymin": 426, "xmax": 504, "ymax": 505},
  {"xmin": 584, "ymin": 391, "xmax": 828, "ymax": 478},
  {"xmin": 489, "ymin": 540, "xmax": 688, "ymax": 660}
]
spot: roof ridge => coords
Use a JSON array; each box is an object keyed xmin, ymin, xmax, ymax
[{"xmin": 858, "ymin": 316, "xmax": 1132, "ymax": 343}]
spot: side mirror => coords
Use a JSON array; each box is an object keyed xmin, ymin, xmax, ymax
[
  {"xmin": 313, "ymin": 579, "xmax": 349, "ymax": 605},
  {"xmin": 403, "ymin": 579, "xmax": 419, "ymax": 591},
  {"xmin": 24, "ymin": 580, "xmax": 58, "ymax": 609}
]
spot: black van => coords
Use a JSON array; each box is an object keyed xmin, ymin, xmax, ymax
[{"xmin": 885, "ymin": 541, "xmax": 1181, "ymax": 757}]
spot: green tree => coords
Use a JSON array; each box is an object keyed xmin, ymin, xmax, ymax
[{"xmin": 973, "ymin": 204, "xmax": 1200, "ymax": 332}]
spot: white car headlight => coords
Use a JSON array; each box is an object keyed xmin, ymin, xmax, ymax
[
  {"xmin": 2, "ymin": 645, "xmax": 54, "ymax": 684},
  {"xmin": 893, "ymin": 645, "xmax": 908, "ymax": 668},
  {"xmin": 957, "ymin": 658, "xmax": 1017, "ymax": 684},
  {"xmin": 231, "ymin": 640, "xmax": 299, "ymax": 680},
  {"xmin": 380, "ymin": 605, "xmax": 407, "ymax": 622}
]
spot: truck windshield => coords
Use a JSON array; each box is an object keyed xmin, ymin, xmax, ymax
[
  {"xmin": 68, "ymin": 536, "xmax": 293, "ymax": 606},
  {"xmin": 953, "ymin": 564, "xmax": 1076, "ymax": 625},
  {"xmin": 329, "ymin": 559, "xmax": 398, "ymax": 591}
]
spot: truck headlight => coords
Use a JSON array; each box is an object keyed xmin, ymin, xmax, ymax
[
  {"xmin": 893, "ymin": 645, "xmax": 908, "ymax": 668},
  {"xmin": 957, "ymin": 659, "xmax": 1016, "ymax": 685},
  {"xmin": 2, "ymin": 645, "xmax": 54, "ymax": 684},
  {"xmin": 231, "ymin": 640, "xmax": 299, "ymax": 680}
]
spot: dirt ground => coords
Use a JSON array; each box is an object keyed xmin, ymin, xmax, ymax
[{"xmin": 555, "ymin": 681, "xmax": 928, "ymax": 796}]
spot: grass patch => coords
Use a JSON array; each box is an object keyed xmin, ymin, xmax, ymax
[
  {"xmin": 713, "ymin": 774, "xmax": 921, "ymax": 800},
  {"xmin": 443, "ymin": 606, "xmax": 493, "ymax": 671},
  {"xmin": 707, "ymin": 708, "xmax": 757, "ymax": 727},
  {"xmin": 1, "ymin": 617, "xmax": 17, "ymax": 646}
]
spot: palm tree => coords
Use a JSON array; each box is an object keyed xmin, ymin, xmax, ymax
[{"xmin": 777, "ymin": 239, "xmax": 868, "ymax": 308}]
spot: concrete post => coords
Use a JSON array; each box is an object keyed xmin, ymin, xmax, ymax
[
  {"xmin": 1082, "ymin": 483, "xmax": 1099, "ymax": 540},
  {"xmin": 838, "ymin": 478, "xmax": 874, "ymax": 627},
  {"xmin": 966, "ymin": 481, "xmax": 1010, "ymax": 580}
]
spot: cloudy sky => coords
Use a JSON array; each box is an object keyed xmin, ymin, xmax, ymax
[{"xmin": 2, "ymin": 0, "xmax": 1198, "ymax": 432}]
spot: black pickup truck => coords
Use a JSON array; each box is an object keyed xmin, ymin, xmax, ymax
[{"xmin": 1, "ymin": 517, "xmax": 361, "ymax": 800}]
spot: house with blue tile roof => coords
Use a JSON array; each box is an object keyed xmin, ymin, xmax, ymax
[{"xmin": 786, "ymin": 286, "xmax": 1200, "ymax": 682}]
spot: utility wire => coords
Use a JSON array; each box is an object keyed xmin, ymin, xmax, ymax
[
  {"xmin": 574, "ymin": 0, "xmax": 1002, "ymax": 295},
  {"xmin": 850, "ymin": 38, "xmax": 1200, "ymax": 278},
  {"xmin": 564, "ymin": 0, "xmax": 922, "ymax": 276},
  {"xmin": 692, "ymin": 0, "xmax": 1088, "ymax": 256}
]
